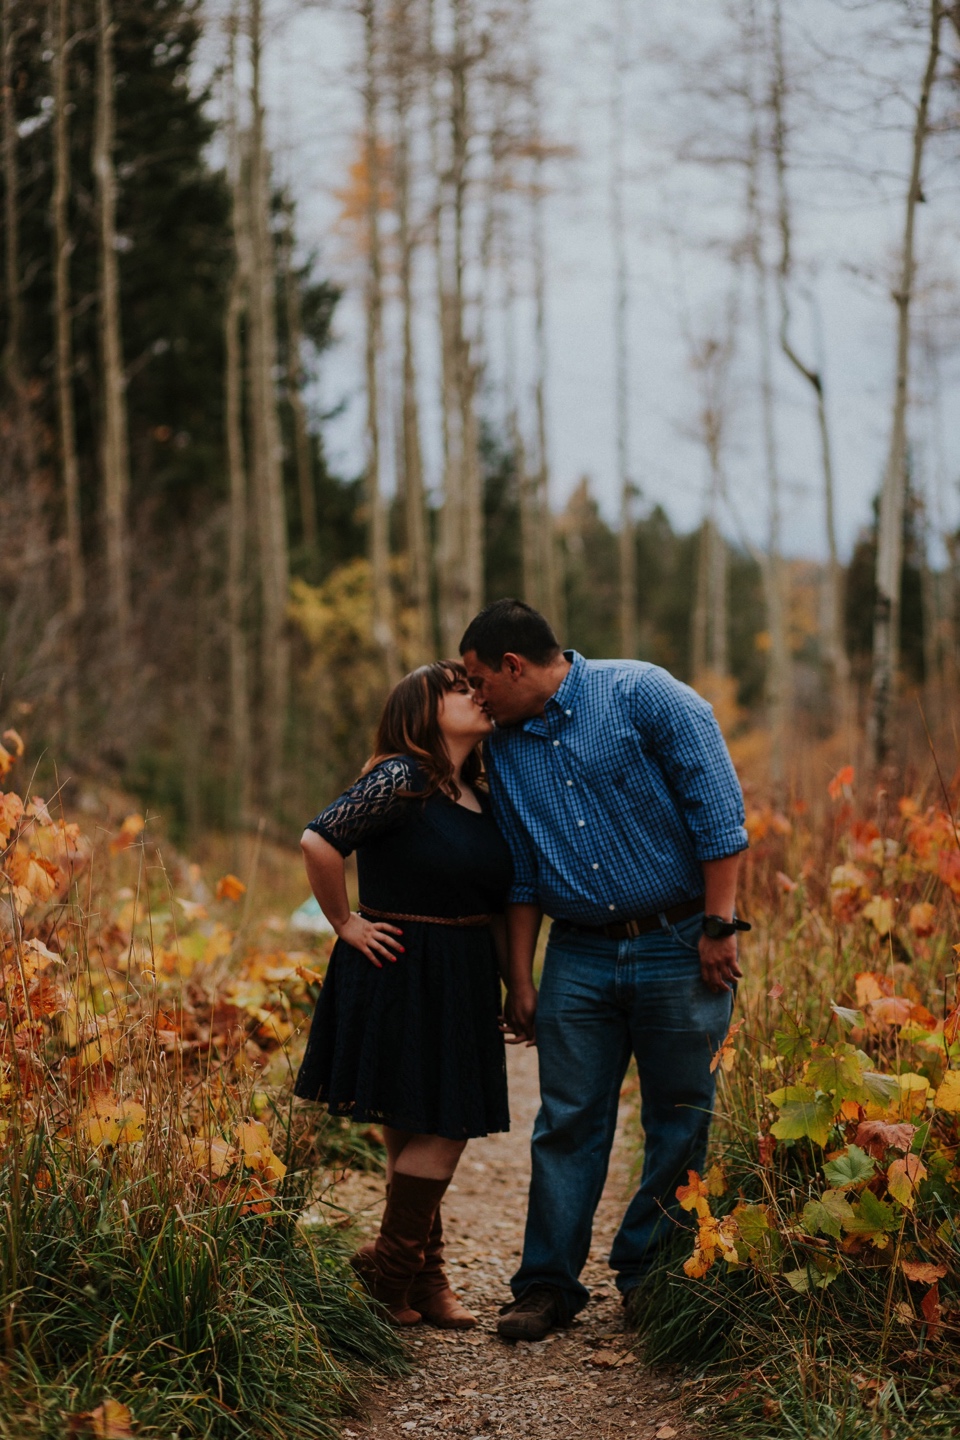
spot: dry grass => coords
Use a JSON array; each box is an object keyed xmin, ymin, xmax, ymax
[{"xmin": 0, "ymin": 741, "xmax": 401, "ymax": 1440}]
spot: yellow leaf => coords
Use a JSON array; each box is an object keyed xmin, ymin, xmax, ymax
[
  {"xmin": 935, "ymin": 1071, "xmax": 960, "ymax": 1114},
  {"xmin": 682, "ymin": 1244, "xmax": 713, "ymax": 1279},
  {"xmin": 862, "ymin": 896, "xmax": 895, "ymax": 937},
  {"xmin": 216, "ymin": 873, "xmax": 247, "ymax": 902},
  {"xmin": 182, "ymin": 1135, "xmax": 236, "ymax": 1178},
  {"xmin": 887, "ymin": 1155, "xmax": 928, "ymax": 1209},
  {"xmin": 119, "ymin": 1100, "xmax": 146, "ymax": 1144},
  {"xmin": 236, "ymin": 1119, "xmax": 271, "ymax": 1160},
  {"xmin": 706, "ymin": 1161, "xmax": 727, "ymax": 1197},
  {"xmin": 90, "ymin": 1400, "xmax": 134, "ymax": 1439},
  {"xmin": 81, "ymin": 1094, "xmax": 125, "ymax": 1147}
]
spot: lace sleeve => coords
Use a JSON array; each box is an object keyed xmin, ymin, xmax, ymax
[{"xmin": 305, "ymin": 756, "xmax": 424, "ymax": 856}]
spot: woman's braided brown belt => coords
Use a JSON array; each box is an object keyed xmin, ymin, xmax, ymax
[{"xmin": 359, "ymin": 903, "xmax": 492, "ymax": 928}]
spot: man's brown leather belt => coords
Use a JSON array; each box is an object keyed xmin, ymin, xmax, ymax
[{"xmin": 563, "ymin": 894, "xmax": 705, "ymax": 941}]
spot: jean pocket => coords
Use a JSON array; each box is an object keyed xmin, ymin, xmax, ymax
[{"xmin": 667, "ymin": 912, "xmax": 703, "ymax": 954}]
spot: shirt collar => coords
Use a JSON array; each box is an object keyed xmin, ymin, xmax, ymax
[{"xmin": 545, "ymin": 650, "xmax": 586, "ymax": 717}]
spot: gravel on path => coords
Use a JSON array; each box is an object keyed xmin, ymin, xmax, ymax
[{"xmin": 329, "ymin": 1044, "xmax": 699, "ymax": 1440}]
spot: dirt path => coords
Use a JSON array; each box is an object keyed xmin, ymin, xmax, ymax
[{"xmin": 332, "ymin": 1045, "xmax": 698, "ymax": 1440}]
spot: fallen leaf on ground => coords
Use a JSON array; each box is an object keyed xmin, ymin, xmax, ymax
[
  {"xmin": 901, "ymin": 1260, "xmax": 947, "ymax": 1284},
  {"xmin": 588, "ymin": 1348, "xmax": 622, "ymax": 1368},
  {"xmin": 656, "ymin": 1427, "xmax": 679, "ymax": 1439}
]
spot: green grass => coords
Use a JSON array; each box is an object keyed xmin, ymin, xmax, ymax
[{"xmin": 0, "ymin": 1143, "xmax": 403, "ymax": 1440}]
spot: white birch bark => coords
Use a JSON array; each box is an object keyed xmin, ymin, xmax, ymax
[
  {"xmin": 247, "ymin": 0, "xmax": 290, "ymax": 802},
  {"xmin": 869, "ymin": 0, "xmax": 943, "ymax": 764}
]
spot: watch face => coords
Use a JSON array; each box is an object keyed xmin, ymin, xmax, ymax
[{"xmin": 704, "ymin": 917, "xmax": 731, "ymax": 939}]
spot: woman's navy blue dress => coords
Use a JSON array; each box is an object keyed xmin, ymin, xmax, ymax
[{"xmin": 293, "ymin": 756, "xmax": 512, "ymax": 1139}]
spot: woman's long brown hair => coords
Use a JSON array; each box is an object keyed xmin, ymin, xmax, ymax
[{"xmin": 361, "ymin": 661, "xmax": 484, "ymax": 801}]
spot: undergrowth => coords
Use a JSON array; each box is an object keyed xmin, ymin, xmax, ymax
[
  {"xmin": 0, "ymin": 738, "xmax": 402, "ymax": 1439},
  {"xmin": 630, "ymin": 764, "xmax": 960, "ymax": 1439}
]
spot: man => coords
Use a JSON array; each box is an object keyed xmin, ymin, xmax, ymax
[{"xmin": 459, "ymin": 598, "xmax": 748, "ymax": 1343}]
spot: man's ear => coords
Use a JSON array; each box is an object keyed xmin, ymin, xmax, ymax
[{"xmin": 502, "ymin": 652, "xmax": 525, "ymax": 680}]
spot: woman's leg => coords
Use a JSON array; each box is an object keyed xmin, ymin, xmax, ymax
[
  {"xmin": 392, "ymin": 1133, "xmax": 466, "ymax": 1179},
  {"xmin": 381, "ymin": 1124, "xmax": 416, "ymax": 1184},
  {"xmin": 395, "ymin": 1137, "xmax": 474, "ymax": 1328}
]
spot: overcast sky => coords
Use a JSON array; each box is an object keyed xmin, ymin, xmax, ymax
[{"xmin": 254, "ymin": 0, "xmax": 960, "ymax": 562}]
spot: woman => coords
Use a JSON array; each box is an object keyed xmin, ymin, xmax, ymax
[{"xmin": 295, "ymin": 661, "xmax": 512, "ymax": 1329}]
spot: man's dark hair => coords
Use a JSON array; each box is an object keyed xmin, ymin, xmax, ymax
[{"xmin": 459, "ymin": 599, "xmax": 561, "ymax": 669}]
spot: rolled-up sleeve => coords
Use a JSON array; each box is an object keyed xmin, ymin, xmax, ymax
[
  {"xmin": 486, "ymin": 761, "xmax": 540, "ymax": 905},
  {"xmin": 629, "ymin": 668, "xmax": 748, "ymax": 861}
]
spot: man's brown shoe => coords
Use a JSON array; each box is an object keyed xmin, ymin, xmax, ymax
[{"xmin": 496, "ymin": 1285, "xmax": 569, "ymax": 1342}]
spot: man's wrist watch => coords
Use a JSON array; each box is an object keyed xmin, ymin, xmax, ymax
[{"xmin": 702, "ymin": 914, "xmax": 751, "ymax": 939}]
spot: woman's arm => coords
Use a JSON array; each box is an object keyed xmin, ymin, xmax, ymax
[
  {"xmin": 300, "ymin": 829, "xmax": 404, "ymax": 969},
  {"xmin": 490, "ymin": 914, "xmax": 509, "ymax": 984}
]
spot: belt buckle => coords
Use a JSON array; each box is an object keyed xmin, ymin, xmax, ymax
[{"xmin": 624, "ymin": 918, "xmax": 641, "ymax": 939}]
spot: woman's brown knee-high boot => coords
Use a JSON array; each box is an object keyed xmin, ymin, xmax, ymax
[
  {"xmin": 350, "ymin": 1173, "xmax": 449, "ymax": 1326},
  {"xmin": 408, "ymin": 1203, "xmax": 477, "ymax": 1329}
]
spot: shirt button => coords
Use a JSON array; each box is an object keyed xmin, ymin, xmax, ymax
[
  {"xmin": 608, "ymin": 904, "xmax": 616, "ymax": 911},
  {"xmin": 566, "ymin": 780, "xmax": 573, "ymax": 787},
  {"xmin": 592, "ymin": 863, "xmax": 599, "ymax": 870},
  {"xmin": 553, "ymin": 740, "xmax": 560, "ymax": 747},
  {"xmin": 565, "ymin": 709, "xmax": 572, "ymax": 716},
  {"xmin": 577, "ymin": 819, "xmax": 586, "ymax": 827}
]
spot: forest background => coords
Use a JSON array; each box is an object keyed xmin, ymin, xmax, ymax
[
  {"xmin": 1, "ymin": 0, "xmax": 960, "ymax": 833},
  {"xmin": 4, "ymin": 3, "xmax": 960, "ymax": 1437}
]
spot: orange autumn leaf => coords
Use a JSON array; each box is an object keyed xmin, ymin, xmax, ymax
[
  {"xmin": 0, "ymin": 791, "xmax": 24, "ymax": 843},
  {"xmin": 676, "ymin": 1170, "xmax": 711, "ymax": 1219},
  {"xmin": 908, "ymin": 902, "xmax": 937, "ymax": 938},
  {"xmin": 710, "ymin": 1018, "xmax": 744, "ymax": 1075},
  {"xmin": 109, "ymin": 814, "xmax": 145, "ymax": 854},
  {"xmin": 901, "ymin": 1260, "xmax": 947, "ymax": 1284},
  {"xmin": 828, "ymin": 765, "xmax": 854, "ymax": 801},
  {"xmin": 887, "ymin": 1154, "xmax": 927, "ymax": 1209},
  {"xmin": 216, "ymin": 873, "xmax": 247, "ymax": 902},
  {"xmin": 7, "ymin": 851, "xmax": 60, "ymax": 903}
]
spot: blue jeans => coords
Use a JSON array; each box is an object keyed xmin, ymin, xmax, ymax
[{"xmin": 511, "ymin": 910, "xmax": 733, "ymax": 1317}]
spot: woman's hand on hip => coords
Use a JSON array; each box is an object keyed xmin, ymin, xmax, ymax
[{"xmin": 337, "ymin": 913, "xmax": 404, "ymax": 967}]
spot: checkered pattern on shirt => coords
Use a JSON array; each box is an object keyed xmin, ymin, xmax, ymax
[{"xmin": 484, "ymin": 651, "xmax": 748, "ymax": 925}]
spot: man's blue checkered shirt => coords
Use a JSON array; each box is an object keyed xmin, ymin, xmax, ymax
[{"xmin": 484, "ymin": 651, "xmax": 748, "ymax": 925}]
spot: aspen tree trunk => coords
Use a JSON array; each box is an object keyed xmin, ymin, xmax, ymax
[
  {"xmin": 247, "ymin": 0, "xmax": 290, "ymax": 803},
  {"xmin": 94, "ymin": 0, "xmax": 132, "ymax": 651},
  {"xmin": 52, "ymin": 0, "xmax": 84, "ymax": 627},
  {"xmin": 919, "ymin": 501, "xmax": 939, "ymax": 699},
  {"xmin": 531, "ymin": 146, "xmax": 561, "ymax": 629},
  {"xmin": 224, "ymin": 11, "xmax": 252, "ymax": 826},
  {"xmin": 392, "ymin": 0, "xmax": 431, "ymax": 659},
  {"xmin": 610, "ymin": 0, "xmax": 636, "ymax": 658},
  {"xmin": 450, "ymin": 0, "xmax": 482, "ymax": 634},
  {"xmin": 744, "ymin": 11, "xmax": 790, "ymax": 791},
  {"xmin": 281, "ymin": 221, "xmax": 317, "ymax": 554},
  {"xmin": 707, "ymin": 516, "xmax": 728, "ymax": 676},
  {"xmin": 869, "ymin": 0, "xmax": 942, "ymax": 765},
  {"xmin": 1, "ymin": 0, "xmax": 18, "ymax": 402},
  {"xmin": 501, "ymin": 219, "xmax": 538, "ymax": 607},
  {"xmin": 769, "ymin": 0, "xmax": 850, "ymax": 733},
  {"xmin": 434, "ymin": 0, "xmax": 479, "ymax": 651},
  {"xmin": 361, "ymin": 0, "xmax": 397, "ymax": 677},
  {"xmin": 691, "ymin": 520, "xmax": 709, "ymax": 681}
]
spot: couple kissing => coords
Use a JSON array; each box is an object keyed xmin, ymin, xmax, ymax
[{"xmin": 295, "ymin": 598, "xmax": 749, "ymax": 1342}]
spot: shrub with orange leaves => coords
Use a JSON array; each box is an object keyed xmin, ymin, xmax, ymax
[
  {"xmin": 633, "ymin": 761, "xmax": 960, "ymax": 1432},
  {"xmin": 0, "ymin": 744, "xmax": 400, "ymax": 1438}
]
